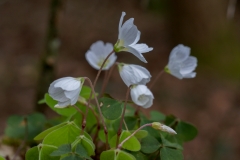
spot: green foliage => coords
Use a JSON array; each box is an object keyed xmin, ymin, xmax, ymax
[
  {"xmin": 25, "ymin": 146, "xmax": 39, "ymax": 160},
  {"xmin": 100, "ymin": 149, "xmax": 136, "ymax": 160},
  {"xmin": 99, "ymin": 97, "xmax": 123, "ymax": 120},
  {"xmin": 45, "ymin": 93, "xmax": 77, "ymax": 117},
  {"xmin": 141, "ymin": 135, "xmax": 161, "ymax": 154},
  {"xmin": 50, "ymin": 144, "xmax": 71, "ymax": 156},
  {"xmin": 160, "ymin": 147, "xmax": 183, "ymax": 160},
  {"xmin": 113, "ymin": 116, "xmax": 138, "ymax": 132},
  {"xmin": 176, "ymin": 121, "xmax": 198, "ymax": 142},
  {"xmin": 5, "ymin": 113, "xmax": 46, "ymax": 141},
  {"xmin": 150, "ymin": 110, "xmax": 166, "ymax": 122},
  {"xmin": 110, "ymin": 131, "xmax": 141, "ymax": 152}
]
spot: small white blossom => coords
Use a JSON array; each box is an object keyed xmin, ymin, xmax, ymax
[
  {"xmin": 85, "ymin": 41, "xmax": 117, "ymax": 70},
  {"xmin": 130, "ymin": 85, "xmax": 154, "ymax": 108},
  {"xmin": 165, "ymin": 44, "xmax": 197, "ymax": 79},
  {"xmin": 152, "ymin": 122, "xmax": 177, "ymax": 134},
  {"xmin": 114, "ymin": 12, "xmax": 153, "ymax": 63},
  {"xmin": 118, "ymin": 63, "xmax": 151, "ymax": 87},
  {"xmin": 48, "ymin": 77, "xmax": 84, "ymax": 108}
]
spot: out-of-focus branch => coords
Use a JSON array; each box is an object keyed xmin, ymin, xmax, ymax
[
  {"xmin": 227, "ymin": 0, "xmax": 237, "ymax": 19},
  {"xmin": 35, "ymin": 0, "xmax": 62, "ymax": 112}
]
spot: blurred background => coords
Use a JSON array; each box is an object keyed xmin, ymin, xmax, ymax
[{"xmin": 0, "ymin": 0, "xmax": 240, "ymax": 159}]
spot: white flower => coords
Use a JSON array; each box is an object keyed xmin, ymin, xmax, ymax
[
  {"xmin": 165, "ymin": 44, "xmax": 197, "ymax": 79},
  {"xmin": 48, "ymin": 77, "xmax": 84, "ymax": 108},
  {"xmin": 85, "ymin": 41, "xmax": 117, "ymax": 70},
  {"xmin": 118, "ymin": 63, "xmax": 151, "ymax": 87},
  {"xmin": 114, "ymin": 12, "xmax": 153, "ymax": 63},
  {"xmin": 152, "ymin": 122, "xmax": 177, "ymax": 134},
  {"xmin": 130, "ymin": 85, "xmax": 154, "ymax": 108}
]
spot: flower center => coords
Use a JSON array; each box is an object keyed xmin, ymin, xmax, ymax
[{"xmin": 97, "ymin": 59, "xmax": 110, "ymax": 69}]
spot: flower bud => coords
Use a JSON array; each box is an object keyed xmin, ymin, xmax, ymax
[{"xmin": 152, "ymin": 122, "xmax": 177, "ymax": 134}]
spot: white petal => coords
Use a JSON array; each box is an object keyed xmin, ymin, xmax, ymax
[
  {"xmin": 169, "ymin": 44, "xmax": 190, "ymax": 63},
  {"xmin": 85, "ymin": 51, "xmax": 101, "ymax": 70},
  {"xmin": 180, "ymin": 56, "xmax": 197, "ymax": 75},
  {"xmin": 130, "ymin": 43, "xmax": 153, "ymax": 53},
  {"xmin": 119, "ymin": 12, "xmax": 126, "ymax": 33},
  {"xmin": 55, "ymin": 99, "xmax": 71, "ymax": 108},
  {"xmin": 90, "ymin": 40, "xmax": 105, "ymax": 55},
  {"xmin": 130, "ymin": 31, "xmax": 141, "ymax": 45},
  {"xmin": 126, "ymin": 46, "xmax": 147, "ymax": 63},
  {"xmin": 54, "ymin": 78, "xmax": 80, "ymax": 91},
  {"xmin": 130, "ymin": 85, "xmax": 154, "ymax": 108},
  {"xmin": 49, "ymin": 88, "xmax": 69, "ymax": 102},
  {"xmin": 182, "ymin": 72, "xmax": 196, "ymax": 78},
  {"xmin": 120, "ymin": 23, "xmax": 138, "ymax": 46}
]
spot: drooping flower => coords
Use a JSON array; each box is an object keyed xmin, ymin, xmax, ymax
[
  {"xmin": 85, "ymin": 41, "xmax": 117, "ymax": 70},
  {"xmin": 130, "ymin": 85, "xmax": 154, "ymax": 108},
  {"xmin": 152, "ymin": 122, "xmax": 177, "ymax": 134},
  {"xmin": 114, "ymin": 12, "xmax": 153, "ymax": 63},
  {"xmin": 48, "ymin": 77, "xmax": 84, "ymax": 108},
  {"xmin": 118, "ymin": 63, "xmax": 151, "ymax": 87},
  {"xmin": 165, "ymin": 44, "xmax": 197, "ymax": 79}
]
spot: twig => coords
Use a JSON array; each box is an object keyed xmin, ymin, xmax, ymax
[
  {"xmin": 116, "ymin": 86, "xmax": 130, "ymax": 148},
  {"xmin": 149, "ymin": 69, "xmax": 164, "ymax": 89},
  {"xmin": 84, "ymin": 77, "xmax": 109, "ymax": 150}
]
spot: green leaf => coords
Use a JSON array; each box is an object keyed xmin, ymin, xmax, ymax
[
  {"xmin": 113, "ymin": 116, "xmax": 138, "ymax": 132},
  {"xmin": 100, "ymin": 150, "xmax": 136, "ymax": 160},
  {"xmin": 100, "ymin": 150, "xmax": 115, "ymax": 160},
  {"xmin": 175, "ymin": 121, "xmax": 198, "ymax": 142},
  {"xmin": 98, "ymin": 129, "xmax": 116, "ymax": 143},
  {"xmin": 5, "ymin": 113, "xmax": 46, "ymax": 141},
  {"xmin": 140, "ymin": 116, "xmax": 161, "ymax": 140},
  {"xmin": 130, "ymin": 152, "xmax": 148, "ymax": 160},
  {"xmin": 99, "ymin": 97, "xmax": 123, "ymax": 120},
  {"xmin": 45, "ymin": 93, "xmax": 77, "ymax": 117},
  {"xmin": 61, "ymin": 154, "xmax": 84, "ymax": 160},
  {"xmin": 141, "ymin": 135, "xmax": 161, "ymax": 154},
  {"xmin": 150, "ymin": 110, "xmax": 166, "ymax": 122},
  {"xmin": 109, "ymin": 131, "xmax": 141, "ymax": 151},
  {"xmin": 117, "ymin": 150, "xmax": 136, "ymax": 160},
  {"xmin": 34, "ymin": 122, "xmax": 68, "ymax": 140},
  {"xmin": 42, "ymin": 122, "xmax": 81, "ymax": 147},
  {"xmin": 39, "ymin": 144, "xmax": 59, "ymax": 160},
  {"xmin": 75, "ymin": 143, "xmax": 93, "ymax": 160},
  {"xmin": 161, "ymin": 135, "xmax": 183, "ymax": 150},
  {"xmin": 80, "ymin": 136, "xmax": 95, "ymax": 156},
  {"xmin": 164, "ymin": 115, "xmax": 177, "ymax": 126},
  {"xmin": 160, "ymin": 147, "xmax": 183, "ymax": 160},
  {"xmin": 80, "ymin": 85, "xmax": 97, "ymax": 99},
  {"xmin": 25, "ymin": 146, "xmax": 39, "ymax": 160},
  {"xmin": 50, "ymin": 144, "xmax": 71, "ymax": 156},
  {"xmin": 130, "ymin": 130, "xmax": 148, "ymax": 140}
]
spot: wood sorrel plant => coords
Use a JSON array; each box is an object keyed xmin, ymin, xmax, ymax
[{"xmin": 3, "ymin": 11, "xmax": 198, "ymax": 160}]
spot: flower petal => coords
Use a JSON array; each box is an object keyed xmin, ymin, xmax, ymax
[
  {"xmin": 130, "ymin": 31, "xmax": 141, "ymax": 45},
  {"xmin": 130, "ymin": 43, "xmax": 153, "ymax": 54},
  {"xmin": 119, "ymin": 12, "xmax": 126, "ymax": 33},
  {"xmin": 90, "ymin": 40, "xmax": 105, "ymax": 55},
  {"xmin": 169, "ymin": 44, "xmax": 190, "ymax": 63},
  {"xmin": 182, "ymin": 72, "xmax": 196, "ymax": 78},
  {"xmin": 55, "ymin": 100, "xmax": 71, "ymax": 108},
  {"xmin": 120, "ymin": 23, "xmax": 138, "ymax": 46},
  {"xmin": 180, "ymin": 56, "xmax": 197, "ymax": 75},
  {"xmin": 126, "ymin": 46, "xmax": 147, "ymax": 63},
  {"xmin": 85, "ymin": 51, "xmax": 101, "ymax": 70},
  {"xmin": 54, "ymin": 78, "xmax": 80, "ymax": 91}
]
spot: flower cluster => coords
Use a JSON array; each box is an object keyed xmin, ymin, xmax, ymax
[{"xmin": 47, "ymin": 12, "xmax": 198, "ymax": 149}]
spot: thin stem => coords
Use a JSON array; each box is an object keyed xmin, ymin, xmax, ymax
[
  {"xmin": 227, "ymin": 0, "xmax": 237, "ymax": 19},
  {"xmin": 100, "ymin": 62, "xmax": 117, "ymax": 97},
  {"xmin": 84, "ymin": 77, "xmax": 109, "ymax": 150},
  {"xmin": 123, "ymin": 119, "xmax": 129, "ymax": 131},
  {"xmin": 72, "ymin": 105, "xmax": 85, "ymax": 132},
  {"xmin": 93, "ymin": 50, "xmax": 115, "ymax": 88},
  {"xmin": 13, "ymin": 117, "xmax": 28, "ymax": 160},
  {"xmin": 117, "ymin": 123, "xmax": 152, "ymax": 149},
  {"xmin": 149, "ymin": 69, "xmax": 164, "ymax": 89},
  {"xmin": 116, "ymin": 86, "xmax": 131, "ymax": 148}
]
